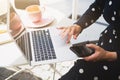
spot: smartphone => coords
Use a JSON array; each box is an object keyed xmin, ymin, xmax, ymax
[{"xmin": 70, "ymin": 41, "xmax": 95, "ymax": 57}]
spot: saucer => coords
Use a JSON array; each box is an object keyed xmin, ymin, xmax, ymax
[{"xmin": 25, "ymin": 16, "xmax": 54, "ymax": 28}]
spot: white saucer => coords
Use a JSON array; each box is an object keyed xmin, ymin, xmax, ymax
[
  {"xmin": 27, "ymin": 16, "xmax": 54, "ymax": 28},
  {"xmin": 22, "ymin": 14, "xmax": 54, "ymax": 28},
  {"xmin": 17, "ymin": 6, "xmax": 55, "ymax": 28}
]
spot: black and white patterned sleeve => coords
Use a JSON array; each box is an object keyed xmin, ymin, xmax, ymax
[
  {"xmin": 75, "ymin": 0, "xmax": 106, "ymax": 29},
  {"xmin": 116, "ymin": 51, "xmax": 120, "ymax": 61}
]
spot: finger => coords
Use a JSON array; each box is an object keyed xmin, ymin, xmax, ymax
[
  {"xmin": 66, "ymin": 34, "xmax": 72, "ymax": 43},
  {"xmin": 60, "ymin": 29, "xmax": 67, "ymax": 38},
  {"xmin": 73, "ymin": 29, "xmax": 80, "ymax": 39},
  {"xmin": 57, "ymin": 26, "xmax": 65, "ymax": 30},
  {"xmin": 59, "ymin": 28, "xmax": 67, "ymax": 37},
  {"xmin": 70, "ymin": 28, "xmax": 76, "ymax": 39},
  {"xmin": 86, "ymin": 43, "xmax": 98, "ymax": 50},
  {"xmin": 73, "ymin": 33, "xmax": 79, "ymax": 39},
  {"xmin": 57, "ymin": 27, "xmax": 66, "ymax": 35},
  {"xmin": 84, "ymin": 53, "xmax": 97, "ymax": 61},
  {"xmin": 64, "ymin": 28, "xmax": 72, "ymax": 42},
  {"xmin": 62, "ymin": 28, "xmax": 67, "ymax": 33}
]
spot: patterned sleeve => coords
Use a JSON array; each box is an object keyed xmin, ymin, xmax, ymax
[
  {"xmin": 116, "ymin": 51, "xmax": 120, "ymax": 61},
  {"xmin": 74, "ymin": 0, "xmax": 106, "ymax": 29}
]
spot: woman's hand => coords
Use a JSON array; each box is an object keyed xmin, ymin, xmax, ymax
[
  {"xmin": 84, "ymin": 44, "xmax": 117, "ymax": 62},
  {"xmin": 57, "ymin": 24, "xmax": 82, "ymax": 43}
]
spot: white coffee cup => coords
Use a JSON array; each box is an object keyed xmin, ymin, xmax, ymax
[{"xmin": 25, "ymin": 5, "xmax": 45, "ymax": 23}]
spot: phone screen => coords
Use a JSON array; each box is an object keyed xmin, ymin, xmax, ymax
[{"xmin": 70, "ymin": 45, "xmax": 94, "ymax": 57}]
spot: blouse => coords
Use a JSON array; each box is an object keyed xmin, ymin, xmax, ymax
[{"xmin": 75, "ymin": 0, "xmax": 120, "ymax": 61}]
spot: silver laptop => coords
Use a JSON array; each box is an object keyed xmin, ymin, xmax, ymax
[
  {"xmin": 9, "ymin": 0, "xmax": 107, "ymax": 66},
  {"xmin": 9, "ymin": 4, "xmax": 78, "ymax": 66}
]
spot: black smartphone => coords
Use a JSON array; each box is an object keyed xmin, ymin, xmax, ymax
[{"xmin": 70, "ymin": 41, "xmax": 95, "ymax": 57}]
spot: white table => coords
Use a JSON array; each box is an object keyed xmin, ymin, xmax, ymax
[
  {"xmin": 0, "ymin": 4, "xmax": 67, "ymax": 80},
  {"xmin": 0, "ymin": 0, "xmax": 107, "ymax": 67},
  {"xmin": 0, "ymin": 19, "xmax": 107, "ymax": 67}
]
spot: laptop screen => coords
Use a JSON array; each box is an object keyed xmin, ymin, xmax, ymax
[
  {"xmin": 9, "ymin": 5, "xmax": 25, "ymax": 38},
  {"xmin": 9, "ymin": 3, "xmax": 32, "ymax": 62},
  {"xmin": 9, "ymin": 0, "xmax": 40, "ymax": 38}
]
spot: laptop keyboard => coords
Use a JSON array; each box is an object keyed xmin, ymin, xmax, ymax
[
  {"xmin": 16, "ymin": 29, "xmax": 56, "ymax": 62},
  {"xmin": 31, "ymin": 29, "xmax": 56, "ymax": 61}
]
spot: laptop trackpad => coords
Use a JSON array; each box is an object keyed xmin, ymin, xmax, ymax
[{"xmin": 49, "ymin": 28, "xmax": 68, "ymax": 47}]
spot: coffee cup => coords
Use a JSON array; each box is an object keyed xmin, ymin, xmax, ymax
[
  {"xmin": 10, "ymin": 12, "xmax": 22, "ymax": 31},
  {"xmin": 25, "ymin": 5, "xmax": 45, "ymax": 23}
]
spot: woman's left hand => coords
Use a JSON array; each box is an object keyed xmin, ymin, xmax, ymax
[{"xmin": 84, "ymin": 44, "xmax": 117, "ymax": 62}]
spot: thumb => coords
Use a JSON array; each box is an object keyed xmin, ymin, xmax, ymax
[
  {"xmin": 86, "ymin": 43, "xmax": 97, "ymax": 50},
  {"xmin": 73, "ymin": 34, "xmax": 79, "ymax": 39}
]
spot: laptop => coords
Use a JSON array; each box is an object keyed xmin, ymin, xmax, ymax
[
  {"xmin": 8, "ymin": 4, "xmax": 78, "ymax": 66},
  {"xmin": 8, "ymin": 1, "xmax": 107, "ymax": 66}
]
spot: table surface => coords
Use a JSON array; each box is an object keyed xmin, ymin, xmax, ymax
[
  {"xmin": 0, "ymin": 5, "xmax": 67, "ymax": 67},
  {"xmin": 0, "ymin": 3, "xmax": 107, "ymax": 67}
]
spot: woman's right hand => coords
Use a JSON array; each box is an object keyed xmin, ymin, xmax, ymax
[{"xmin": 57, "ymin": 24, "xmax": 82, "ymax": 43}]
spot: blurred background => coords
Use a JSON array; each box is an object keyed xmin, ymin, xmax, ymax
[{"xmin": 0, "ymin": 0, "xmax": 107, "ymax": 80}]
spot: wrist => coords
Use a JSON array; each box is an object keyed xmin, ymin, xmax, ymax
[
  {"xmin": 104, "ymin": 51, "xmax": 117, "ymax": 61},
  {"xmin": 73, "ymin": 24, "xmax": 83, "ymax": 33}
]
